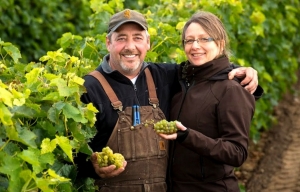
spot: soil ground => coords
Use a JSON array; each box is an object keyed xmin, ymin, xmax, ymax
[{"xmin": 236, "ymin": 72, "xmax": 300, "ymax": 192}]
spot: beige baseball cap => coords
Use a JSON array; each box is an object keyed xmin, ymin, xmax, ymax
[{"xmin": 108, "ymin": 9, "xmax": 148, "ymax": 34}]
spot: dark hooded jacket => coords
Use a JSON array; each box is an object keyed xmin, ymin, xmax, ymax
[{"xmin": 169, "ymin": 56, "xmax": 256, "ymax": 192}]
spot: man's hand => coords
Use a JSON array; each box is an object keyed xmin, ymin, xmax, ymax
[
  {"xmin": 228, "ymin": 67, "xmax": 258, "ymax": 94},
  {"xmin": 91, "ymin": 152, "xmax": 127, "ymax": 178}
]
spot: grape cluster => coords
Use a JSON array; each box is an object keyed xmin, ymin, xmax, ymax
[
  {"xmin": 95, "ymin": 146, "xmax": 125, "ymax": 169},
  {"xmin": 154, "ymin": 119, "xmax": 178, "ymax": 134}
]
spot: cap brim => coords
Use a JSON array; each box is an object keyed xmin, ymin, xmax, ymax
[{"xmin": 108, "ymin": 20, "xmax": 147, "ymax": 34}]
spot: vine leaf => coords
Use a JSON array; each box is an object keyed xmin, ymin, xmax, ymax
[
  {"xmin": 6, "ymin": 125, "xmax": 37, "ymax": 148},
  {"xmin": 0, "ymin": 155, "xmax": 23, "ymax": 191},
  {"xmin": 63, "ymin": 103, "xmax": 87, "ymax": 123},
  {"xmin": 0, "ymin": 103, "xmax": 13, "ymax": 125},
  {"xmin": 55, "ymin": 136, "xmax": 73, "ymax": 163},
  {"xmin": 41, "ymin": 138, "xmax": 57, "ymax": 154},
  {"xmin": 3, "ymin": 44, "xmax": 21, "ymax": 63}
]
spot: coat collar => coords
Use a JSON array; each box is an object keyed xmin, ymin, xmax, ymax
[{"xmin": 180, "ymin": 56, "xmax": 231, "ymax": 83}]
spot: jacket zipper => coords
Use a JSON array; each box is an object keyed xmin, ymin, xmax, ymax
[
  {"xmin": 133, "ymin": 82, "xmax": 141, "ymax": 106},
  {"xmin": 176, "ymin": 80, "xmax": 205, "ymax": 179},
  {"xmin": 175, "ymin": 80, "xmax": 194, "ymax": 120}
]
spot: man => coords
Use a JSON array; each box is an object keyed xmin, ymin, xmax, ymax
[{"xmin": 75, "ymin": 9, "xmax": 262, "ymax": 191}]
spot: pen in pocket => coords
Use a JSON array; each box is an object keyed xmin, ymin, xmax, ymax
[
  {"xmin": 136, "ymin": 105, "xmax": 140, "ymax": 125},
  {"xmin": 132, "ymin": 105, "xmax": 140, "ymax": 126}
]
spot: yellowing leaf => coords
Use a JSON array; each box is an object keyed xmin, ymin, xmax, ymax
[
  {"xmin": 0, "ymin": 102, "xmax": 13, "ymax": 125},
  {"xmin": 237, "ymin": 59, "xmax": 246, "ymax": 66},
  {"xmin": 13, "ymin": 98, "xmax": 25, "ymax": 106},
  {"xmin": 148, "ymin": 27, "xmax": 157, "ymax": 36},
  {"xmin": 87, "ymin": 103, "xmax": 98, "ymax": 113},
  {"xmin": 47, "ymin": 169, "xmax": 70, "ymax": 182},
  {"xmin": 44, "ymin": 73, "xmax": 60, "ymax": 81},
  {"xmin": 24, "ymin": 89, "xmax": 31, "ymax": 98},
  {"xmin": 69, "ymin": 56, "xmax": 79, "ymax": 63},
  {"xmin": 252, "ymin": 25, "xmax": 265, "ymax": 37},
  {"xmin": 176, "ymin": 21, "xmax": 185, "ymax": 31},
  {"xmin": 0, "ymin": 87, "xmax": 13, "ymax": 107},
  {"xmin": 250, "ymin": 11, "xmax": 266, "ymax": 24},
  {"xmin": 11, "ymin": 89, "xmax": 23, "ymax": 98},
  {"xmin": 25, "ymin": 68, "xmax": 44, "ymax": 85},
  {"xmin": 41, "ymin": 138, "xmax": 57, "ymax": 154},
  {"xmin": 70, "ymin": 75, "xmax": 84, "ymax": 85},
  {"xmin": 55, "ymin": 136, "xmax": 73, "ymax": 163}
]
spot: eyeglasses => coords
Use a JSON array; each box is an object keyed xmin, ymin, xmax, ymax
[{"xmin": 183, "ymin": 37, "xmax": 215, "ymax": 46}]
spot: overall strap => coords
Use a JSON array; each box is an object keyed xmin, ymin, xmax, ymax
[
  {"xmin": 144, "ymin": 68, "xmax": 159, "ymax": 108},
  {"xmin": 88, "ymin": 71, "xmax": 123, "ymax": 111},
  {"xmin": 88, "ymin": 68, "xmax": 159, "ymax": 110}
]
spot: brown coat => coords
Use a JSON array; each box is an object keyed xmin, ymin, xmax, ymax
[{"xmin": 169, "ymin": 57, "xmax": 255, "ymax": 192}]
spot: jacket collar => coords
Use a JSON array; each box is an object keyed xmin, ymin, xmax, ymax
[{"xmin": 180, "ymin": 56, "xmax": 231, "ymax": 83}]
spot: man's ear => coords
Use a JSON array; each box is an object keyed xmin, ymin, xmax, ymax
[
  {"xmin": 106, "ymin": 36, "xmax": 111, "ymax": 52},
  {"xmin": 147, "ymin": 36, "xmax": 151, "ymax": 50}
]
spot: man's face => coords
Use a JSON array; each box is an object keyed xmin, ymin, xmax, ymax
[{"xmin": 106, "ymin": 23, "xmax": 150, "ymax": 77}]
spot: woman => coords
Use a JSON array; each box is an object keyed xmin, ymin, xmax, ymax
[{"xmin": 159, "ymin": 11, "xmax": 256, "ymax": 192}]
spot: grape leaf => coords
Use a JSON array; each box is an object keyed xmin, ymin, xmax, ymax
[
  {"xmin": 0, "ymin": 155, "xmax": 23, "ymax": 192},
  {"xmin": 3, "ymin": 44, "xmax": 22, "ymax": 63},
  {"xmin": 18, "ymin": 148, "xmax": 43, "ymax": 173},
  {"xmin": 63, "ymin": 103, "xmax": 87, "ymax": 123},
  {"xmin": 41, "ymin": 138, "xmax": 57, "ymax": 154},
  {"xmin": 0, "ymin": 87, "xmax": 13, "ymax": 107},
  {"xmin": 0, "ymin": 102, "xmax": 13, "ymax": 125},
  {"xmin": 55, "ymin": 136, "xmax": 73, "ymax": 163}
]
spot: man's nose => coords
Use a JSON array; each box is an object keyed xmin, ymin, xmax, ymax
[{"xmin": 124, "ymin": 39, "xmax": 136, "ymax": 50}]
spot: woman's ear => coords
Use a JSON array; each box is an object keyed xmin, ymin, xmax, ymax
[{"xmin": 219, "ymin": 39, "xmax": 225, "ymax": 55}]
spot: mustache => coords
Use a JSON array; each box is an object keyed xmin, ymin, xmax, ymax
[{"xmin": 120, "ymin": 50, "xmax": 139, "ymax": 55}]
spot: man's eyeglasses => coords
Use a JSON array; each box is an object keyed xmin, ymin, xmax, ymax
[{"xmin": 183, "ymin": 37, "xmax": 215, "ymax": 46}]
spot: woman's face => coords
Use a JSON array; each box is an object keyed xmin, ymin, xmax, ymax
[{"xmin": 184, "ymin": 22, "xmax": 222, "ymax": 66}]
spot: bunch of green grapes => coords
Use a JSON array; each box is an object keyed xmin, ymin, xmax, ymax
[
  {"xmin": 95, "ymin": 146, "xmax": 125, "ymax": 169},
  {"xmin": 154, "ymin": 120, "xmax": 178, "ymax": 134}
]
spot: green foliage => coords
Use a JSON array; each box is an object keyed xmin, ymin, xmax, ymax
[
  {"xmin": 0, "ymin": 40, "xmax": 98, "ymax": 191},
  {"xmin": 0, "ymin": 0, "xmax": 92, "ymax": 63},
  {"xmin": 1, "ymin": 0, "xmax": 300, "ymax": 191}
]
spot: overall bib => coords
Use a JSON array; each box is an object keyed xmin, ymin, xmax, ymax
[{"xmin": 89, "ymin": 68, "xmax": 168, "ymax": 192}]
